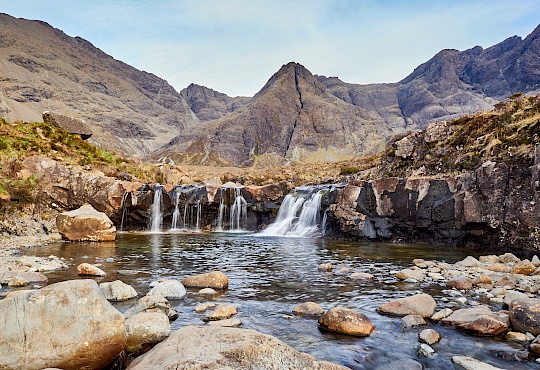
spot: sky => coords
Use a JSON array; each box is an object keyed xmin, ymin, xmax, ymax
[{"xmin": 2, "ymin": 0, "xmax": 540, "ymax": 97}]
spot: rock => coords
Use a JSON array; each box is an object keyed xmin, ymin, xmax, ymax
[
  {"xmin": 512, "ymin": 260, "xmax": 536, "ymax": 275},
  {"xmin": 473, "ymin": 275, "xmax": 492, "ymax": 286},
  {"xmin": 503, "ymin": 291, "xmax": 528, "ymax": 306},
  {"xmin": 530, "ymin": 335, "xmax": 540, "ymax": 355},
  {"xmin": 124, "ymin": 295, "xmax": 178, "ymax": 320},
  {"xmin": 204, "ymin": 304, "xmax": 237, "ymax": 321},
  {"xmin": 374, "ymin": 358, "xmax": 423, "ymax": 370},
  {"xmin": 401, "ymin": 315, "xmax": 426, "ymax": 328},
  {"xmin": 376, "ymin": 293, "xmax": 436, "ymax": 318},
  {"xmin": 100, "ymin": 280, "xmax": 137, "ymax": 301},
  {"xmin": 293, "ymin": 302, "xmax": 324, "ymax": 317},
  {"xmin": 207, "ymin": 318, "xmax": 242, "ymax": 327},
  {"xmin": 56, "ymin": 204, "xmax": 116, "ymax": 241},
  {"xmin": 531, "ymin": 255, "xmax": 540, "ymax": 267},
  {"xmin": 7, "ymin": 276, "xmax": 29, "ymax": 287},
  {"xmin": 505, "ymin": 331, "xmax": 529, "ymax": 344},
  {"xmin": 43, "ymin": 111, "xmax": 93, "ymax": 140},
  {"xmin": 198, "ymin": 288, "xmax": 217, "ymax": 294},
  {"xmin": 509, "ymin": 298, "xmax": 540, "ymax": 335},
  {"xmin": 0, "ymin": 280, "xmax": 125, "ymax": 370},
  {"xmin": 147, "ymin": 280, "xmax": 186, "ymax": 300},
  {"xmin": 395, "ymin": 269, "xmax": 426, "ymax": 281},
  {"xmin": 442, "ymin": 306, "xmax": 508, "ymax": 336},
  {"xmin": 419, "ymin": 329, "xmax": 441, "ymax": 345},
  {"xmin": 195, "ymin": 303, "xmax": 216, "ymax": 313},
  {"xmin": 126, "ymin": 326, "xmax": 348, "ymax": 369},
  {"xmin": 447, "ymin": 276, "xmax": 473, "ymax": 290},
  {"xmin": 452, "ymin": 356, "xmax": 506, "ymax": 370},
  {"xmin": 350, "ymin": 272, "xmax": 374, "ymax": 279},
  {"xmin": 0, "ymin": 271, "xmax": 48, "ymax": 284},
  {"xmin": 417, "ymin": 343, "xmax": 435, "ymax": 358},
  {"xmin": 181, "ymin": 271, "xmax": 228, "ymax": 289},
  {"xmin": 494, "ymin": 276, "xmax": 517, "ymax": 289},
  {"xmin": 479, "ymin": 255, "xmax": 498, "ymax": 264},
  {"xmin": 318, "ymin": 307, "xmax": 375, "ymax": 336},
  {"xmin": 125, "ymin": 312, "xmax": 170, "ymax": 353},
  {"xmin": 456, "ymin": 256, "xmax": 481, "ymax": 268},
  {"xmin": 498, "ymin": 253, "xmax": 520, "ymax": 264},
  {"xmin": 485, "ymin": 263, "xmax": 510, "ymax": 273},
  {"xmin": 77, "ymin": 263, "xmax": 106, "ymax": 277},
  {"xmin": 431, "ymin": 308, "xmax": 453, "ymax": 321},
  {"xmin": 318, "ymin": 263, "xmax": 333, "ymax": 271},
  {"xmin": 5, "ymin": 289, "xmax": 35, "ymax": 298}
]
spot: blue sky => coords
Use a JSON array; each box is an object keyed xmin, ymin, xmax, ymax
[{"xmin": 2, "ymin": 0, "xmax": 540, "ymax": 96}]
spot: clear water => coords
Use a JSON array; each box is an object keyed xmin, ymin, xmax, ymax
[{"xmin": 16, "ymin": 233, "xmax": 537, "ymax": 369}]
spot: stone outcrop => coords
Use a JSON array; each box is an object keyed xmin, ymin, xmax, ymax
[
  {"xmin": 126, "ymin": 326, "xmax": 348, "ymax": 370},
  {"xmin": 57, "ymin": 204, "xmax": 116, "ymax": 241},
  {"xmin": 42, "ymin": 111, "xmax": 93, "ymax": 140},
  {"xmin": 0, "ymin": 280, "xmax": 126, "ymax": 370}
]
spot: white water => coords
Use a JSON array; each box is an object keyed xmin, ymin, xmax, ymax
[
  {"xmin": 195, "ymin": 199, "xmax": 202, "ymax": 232},
  {"xmin": 217, "ymin": 188, "xmax": 226, "ymax": 231},
  {"xmin": 230, "ymin": 187, "xmax": 247, "ymax": 231},
  {"xmin": 120, "ymin": 192, "xmax": 129, "ymax": 232},
  {"xmin": 260, "ymin": 189, "xmax": 323, "ymax": 237},
  {"xmin": 149, "ymin": 185, "xmax": 163, "ymax": 233},
  {"xmin": 171, "ymin": 190, "xmax": 181, "ymax": 230}
]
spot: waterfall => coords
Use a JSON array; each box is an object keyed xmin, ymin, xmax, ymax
[
  {"xmin": 215, "ymin": 186, "xmax": 247, "ymax": 232},
  {"xmin": 171, "ymin": 190, "xmax": 181, "ymax": 230},
  {"xmin": 195, "ymin": 199, "xmax": 202, "ymax": 232},
  {"xmin": 148, "ymin": 185, "xmax": 163, "ymax": 233},
  {"xmin": 321, "ymin": 209, "xmax": 329, "ymax": 237},
  {"xmin": 260, "ymin": 187, "xmax": 324, "ymax": 237},
  {"xmin": 120, "ymin": 192, "xmax": 129, "ymax": 232},
  {"xmin": 217, "ymin": 188, "xmax": 226, "ymax": 231},
  {"xmin": 230, "ymin": 187, "xmax": 247, "ymax": 231}
]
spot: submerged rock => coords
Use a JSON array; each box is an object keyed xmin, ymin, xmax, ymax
[
  {"xmin": 126, "ymin": 326, "xmax": 348, "ymax": 369},
  {"xmin": 125, "ymin": 312, "xmax": 170, "ymax": 353},
  {"xmin": 56, "ymin": 204, "xmax": 116, "ymax": 241},
  {"xmin": 204, "ymin": 304, "xmax": 237, "ymax": 321},
  {"xmin": 293, "ymin": 302, "xmax": 324, "ymax": 317},
  {"xmin": 181, "ymin": 271, "xmax": 228, "ymax": 289},
  {"xmin": 376, "ymin": 293, "xmax": 436, "ymax": 318},
  {"xmin": 318, "ymin": 307, "xmax": 375, "ymax": 336},
  {"xmin": 452, "ymin": 356, "xmax": 506, "ymax": 370},
  {"xmin": 0, "ymin": 280, "xmax": 125, "ymax": 370},
  {"xmin": 207, "ymin": 318, "xmax": 242, "ymax": 327}
]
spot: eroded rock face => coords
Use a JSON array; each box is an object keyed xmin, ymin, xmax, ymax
[
  {"xmin": 181, "ymin": 271, "xmax": 229, "ymax": 289},
  {"xmin": 318, "ymin": 307, "xmax": 375, "ymax": 336},
  {"xmin": 376, "ymin": 293, "xmax": 436, "ymax": 318},
  {"xmin": 0, "ymin": 280, "xmax": 126, "ymax": 370},
  {"xmin": 57, "ymin": 204, "xmax": 116, "ymax": 241},
  {"xmin": 126, "ymin": 326, "xmax": 348, "ymax": 370}
]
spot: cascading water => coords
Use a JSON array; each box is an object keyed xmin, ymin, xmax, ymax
[
  {"xmin": 215, "ymin": 186, "xmax": 247, "ymax": 232},
  {"xmin": 260, "ymin": 187, "xmax": 324, "ymax": 237},
  {"xmin": 119, "ymin": 192, "xmax": 130, "ymax": 232},
  {"xmin": 216, "ymin": 188, "xmax": 226, "ymax": 231},
  {"xmin": 195, "ymin": 199, "xmax": 202, "ymax": 232},
  {"xmin": 170, "ymin": 190, "xmax": 181, "ymax": 230},
  {"xmin": 148, "ymin": 185, "xmax": 163, "ymax": 233}
]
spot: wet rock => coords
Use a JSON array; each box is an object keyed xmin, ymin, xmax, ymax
[
  {"xmin": 204, "ymin": 304, "xmax": 237, "ymax": 321},
  {"xmin": 431, "ymin": 308, "xmax": 453, "ymax": 321},
  {"xmin": 198, "ymin": 288, "xmax": 217, "ymax": 295},
  {"xmin": 447, "ymin": 276, "xmax": 473, "ymax": 290},
  {"xmin": 402, "ymin": 315, "xmax": 426, "ymax": 328},
  {"xmin": 512, "ymin": 260, "xmax": 536, "ymax": 275},
  {"xmin": 0, "ymin": 280, "xmax": 125, "ymax": 370},
  {"xmin": 56, "ymin": 204, "xmax": 116, "ymax": 241},
  {"xmin": 489, "ymin": 347, "xmax": 531, "ymax": 362},
  {"xmin": 207, "ymin": 318, "xmax": 242, "ymax": 327},
  {"xmin": 417, "ymin": 343, "xmax": 435, "ymax": 358},
  {"xmin": 99, "ymin": 280, "xmax": 137, "ymax": 301},
  {"xmin": 147, "ymin": 280, "xmax": 186, "ymax": 300},
  {"xmin": 126, "ymin": 326, "xmax": 348, "ymax": 370},
  {"xmin": 419, "ymin": 329, "xmax": 441, "ymax": 345},
  {"xmin": 442, "ymin": 306, "xmax": 508, "ymax": 336},
  {"xmin": 124, "ymin": 295, "xmax": 178, "ymax": 320},
  {"xmin": 125, "ymin": 312, "xmax": 170, "ymax": 353},
  {"xmin": 395, "ymin": 269, "xmax": 426, "ymax": 281},
  {"xmin": 77, "ymin": 263, "xmax": 106, "ymax": 277},
  {"xmin": 376, "ymin": 293, "xmax": 436, "ymax": 318},
  {"xmin": 509, "ymin": 298, "xmax": 540, "ymax": 335},
  {"xmin": 195, "ymin": 303, "xmax": 216, "ymax": 313},
  {"xmin": 498, "ymin": 253, "xmax": 520, "ymax": 264},
  {"xmin": 530, "ymin": 335, "xmax": 540, "ymax": 355},
  {"xmin": 374, "ymin": 358, "xmax": 423, "ymax": 370},
  {"xmin": 318, "ymin": 307, "xmax": 375, "ymax": 336},
  {"xmin": 452, "ymin": 356, "xmax": 506, "ymax": 370},
  {"xmin": 293, "ymin": 302, "xmax": 324, "ymax": 317},
  {"xmin": 181, "ymin": 271, "xmax": 228, "ymax": 289},
  {"xmin": 318, "ymin": 263, "xmax": 333, "ymax": 271},
  {"xmin": 7, "ymin": 276, "xmax": 29, "ymax": 287}
]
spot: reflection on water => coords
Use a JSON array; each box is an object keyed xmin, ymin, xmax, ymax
[{"xmin": 16, "ymin": 233, "xmax": 536, "ymax": 369}]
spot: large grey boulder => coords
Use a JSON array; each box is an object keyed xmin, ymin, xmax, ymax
[
  {"xmin": 127, "ymin": 325, "xmax": 348, "ymax": 370},
  {"xmin": 0, "ymin": 279, "xmax": 126, "ymax": 370},
  {"xmin": 146, "ymin": 279, "xmax": 186, "ymax": 300},
  {"xmin": 56, "ymin": 204, "xmax": 116, "ymax": 241}
]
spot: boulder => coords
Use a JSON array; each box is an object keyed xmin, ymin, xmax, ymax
[
  {"xmin": 195, "ymin": 303, "xmax": 216, "ymax": 313},
  {"xmin": 394, "ymin": 268, "xmax": 425, "ymax": 281},
  {"xmin": 442, "ymin": 306, "xmax": 508, "ymax": 336},
  {"xmin": 509, "ymin": 298, "xmax": 540, "ymax": 335},
  {"xmin": 125, "ymin": 312, "xmax": 170, "ymax": 353},
  {"xmin": 181, "ymin": 271, "xmax": 228, "ymax": 289},
  {"xmin": 376, "ymin": 293, "xmax": 436, "ymax": 318},
  {"xmin": 0, "ymin": 280, "xmax": 125, "ymax": 370},
  {"xmin": 401, "ymin": 315, "xmax": 426, "ymax": 328},
  {"xmin": 207, "ymin": 318, "xmax": 242, "ymax": 327},
  {"xmin": 7, "ymin": 276, "xmax": 29, "ymax": 287},
  {"xmin": 77, "ymin": 263, "xmax": 106, "ymax": 277},
  {"xmin": 512, "ymin": 259, "xmax": 536, "ymax": 275},
  {"xmin": 446, "ymin": 276, "xmax": 473, "ymax": 290},
  {"xmin": 100, "ymin": 280, "xmax": 137, "ymax": 301},
  {"xmin": 204, "ymin": 304, "xmax": 237, "ymax": 321},
  {"xmin": 498, "ymin": 253, "xmax": 520, "ymax": 264},
  {"xmin": 126, "ymin": 326, "xmax": 348, "ymax": 370},
  {"xmin": 452, "ymin": 356, "xmax": 506, "ymax": 370},
  {"xmin": 42, "ymin": 111, "xmax": 93, "ymax": 140},
  {"xmin": 318, "ymin": 307, "xmax": 375, "ymax": 336},
  {"xmin": 293, "ymin": 302, "xmax": 324, "ymax": 317},
  {"xmin": 503, "ymin": 291, "xmax": 528, "ymax": 306},
  {"xmin": 124, "ymin": 295, "xmax": 178, "ymax": 320},
  {"xmin": 417, "ymin": 343, "xmax": 434, "ymax": 358},
  {"xmin": 56, "ymin": 204, "xmax": 116, "ymax": 241},
  {"xmin": 419, "ymin": 329, "xmax": 441, "ymax": 345},
  {"xmin": 147, "ymin": 280, "xmax": 186, "ymax": 300},
  {"xmin": 431, "ymin": 308, "xmax": 453, "ymax": 321}
]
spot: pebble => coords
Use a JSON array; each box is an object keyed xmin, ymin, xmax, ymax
[
  {"xmin": 318, "ymin": 263, "xmax": 332, "ymax": 272},
  {"xmin": 419, "ymin": 329, "xmax": 441, "ymax": 345}
]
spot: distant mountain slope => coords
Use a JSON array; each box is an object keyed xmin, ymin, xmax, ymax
[{"xmin": 0, "ymin": 13, "xmax": 197, "ymax": 156}]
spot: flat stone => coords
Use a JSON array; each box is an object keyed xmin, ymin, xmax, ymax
[
  {"xmin": 77, "ymin": 263, "xmax": 106, "ymax": 277},
  {"xmin": 395, "ymin": 269, "xmax": 426, "ymax": 281},
  {"xmin": 207, "ymin": 318, "xmax": 242, "ymax": 327},
  {"xmin": 204, "ymin": 304, "xmax": 237, "ymax": 321},
  {"xmin": 198, "ymin": 288, "xmax": 217, "ymax": 294},
  {"xmin": 505, "ymin": 331, "xmax": 529, "ymax": 344},
  {"xmin": 181, "ymin": 271, "xmax": 228, "ymax": 289},
  {"xmin": 452, "ymin": 356, "xmax": 506, "ymax": 370},
  {"xmin": 318, "ymin": 307, "xmax": 374, "ymax": 337},
  {"xmin": 376, "ymin": 293, "xmax": 436, "ymax": 318},
  {"xmin": 485, "ymin": 264, "xmax": 510, "ymax": 273},
  {"xmin": 419, "ymin": 329, "xmax": 441, "ymax": 345},
  {"xmin": 350, "ymin": 272, "xmax": 374, "ymax": 280},
  {"xmin": 195, "ymin": 303, "xmax": 216, "ymax": 313},
  {"xmin": 292, "ymin": 302, "xmax": 324, "ymax": 317}
]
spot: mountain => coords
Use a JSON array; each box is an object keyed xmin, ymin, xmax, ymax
[
  {"xmin": 1, "ymin": 13, "xmax": 539, "ymax": 166},
  {"xmin": 0, "ymin": 13, "xmax": 198, "ymax": 156}
]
